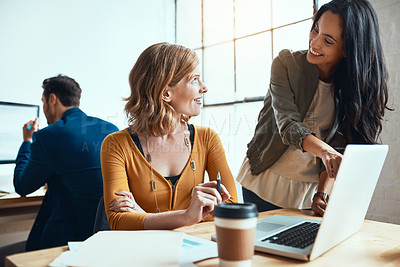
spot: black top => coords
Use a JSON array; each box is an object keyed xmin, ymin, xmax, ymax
[{"xmin": 127, "ymin": 124, "xmax": 195, "ymax": 186}]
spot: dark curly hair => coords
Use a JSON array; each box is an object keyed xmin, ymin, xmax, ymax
[{"xmin": 313, "ymin": 0, "xmax": 391, "ymax": 144}]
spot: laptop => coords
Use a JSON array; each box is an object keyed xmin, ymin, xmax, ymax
[{"xmin": 254, "ymin": 144, "xmax": 388, "ymax": 261}]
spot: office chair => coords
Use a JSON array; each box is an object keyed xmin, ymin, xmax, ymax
[{"xmin": 93, "ymin": 196, "xmax": 111, "ymax": 234}]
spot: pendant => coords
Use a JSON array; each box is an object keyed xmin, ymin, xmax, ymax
[
  {"xmin": 190, "ymin": 160, "xmax": 196, "ymax": 170},
  {"xmin": 184, "ymin": 136, "xmax": 190, "ymax": 147}
]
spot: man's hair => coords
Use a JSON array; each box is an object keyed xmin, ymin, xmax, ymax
[
  {"xmin": 42, "ymin": 74, "xmax": 81, "ymax": 107},
  {"xmin": 125, "ymin": 42, "xmax": 199, "ymax": 136}
]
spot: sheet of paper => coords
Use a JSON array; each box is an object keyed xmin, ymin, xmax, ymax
[
  {"xmin": 67, "ymin": 241, "xmax": 83, "ymax": 251},
  {"xmin": 50, "ymin": 231, "xmax": 218, "ymax": 267},
  {"xmin": 48, "ymin": 251, "xmax": 74, "ymax": 267},
  {"xmin": 63, "ymin": 230, "xmax": 183, "ymax": 267},
  {"xmin": 48, "ymin": 242, "xmax": 82, "ymax": 267},
  {"xmin": 0, "ymin": 186, "xmax": 45, "ymax": 198},
  {"xmin": 180, "ymin": 233, "xmax": 218, "ymax": 265}
]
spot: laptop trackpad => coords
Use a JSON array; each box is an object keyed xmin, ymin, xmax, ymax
[{"xmin": 257, "ymin": 222, "xmax": 285, "ymax": 233}]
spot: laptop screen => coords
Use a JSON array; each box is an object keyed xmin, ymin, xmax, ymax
[{"xmin": 0, "ymin": 101, "xmax": 39, "ymax": 164}]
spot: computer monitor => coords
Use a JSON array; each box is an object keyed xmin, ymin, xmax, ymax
[{"xmin": 0, "ymin": 101, "xmax": 40, "ymax": 164}]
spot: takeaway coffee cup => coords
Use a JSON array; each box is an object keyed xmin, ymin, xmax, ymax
[{"xmin": 214, "ymin": 203, "xmax": 258, "ymax": 267}]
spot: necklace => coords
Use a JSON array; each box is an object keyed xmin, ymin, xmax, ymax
[
  {"xmin": 145, "ymin": 126, "xmax": 196, "ymax": 213},
  {"xmin": 146, "ymin": 135, "xmax": 160, "ymax": 213}
]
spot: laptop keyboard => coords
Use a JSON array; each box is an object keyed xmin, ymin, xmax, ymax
[{"xmin": 261, "ymin": 222, "xmax": 320, "ymax": 249}]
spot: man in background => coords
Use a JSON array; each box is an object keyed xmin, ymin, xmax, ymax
[{"xmin": 13, "ymin": 74, "xmax": 118, "ymax": 251}]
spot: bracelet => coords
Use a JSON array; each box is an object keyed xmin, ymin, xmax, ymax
[{"xmin": 313, "ymin": 192, "xmax": 328, "ymax": 203}]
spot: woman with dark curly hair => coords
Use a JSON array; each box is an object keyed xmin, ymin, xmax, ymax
[{"xmin": 237, "ymin": 0, "xmax": 390, "ymax": 216}]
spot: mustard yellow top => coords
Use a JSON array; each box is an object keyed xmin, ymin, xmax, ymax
[{"xmin": 100, "ymin": 126, "xmax": 238, "ymax": 230}]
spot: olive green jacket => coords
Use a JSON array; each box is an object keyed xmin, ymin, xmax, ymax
[{"xmin": 247, "ymin": 49, "xmax": 346, "ymax": 175}]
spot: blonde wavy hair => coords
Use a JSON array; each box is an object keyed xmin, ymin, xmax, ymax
[{"xmin": 125, "ymin": 42, "xmax": 199, "ymax": 136}]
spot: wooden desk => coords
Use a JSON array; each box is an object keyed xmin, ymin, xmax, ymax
[
  {"xmin": 5, "ymin": 209, "xmax": 400, "ymax": 266},
  {"xmin": 0, "ymin": 197, "xmax": 42, "ymax": 247},
  {"xmin": 0, "ymin": 190, "xmax": 45, "ymax": 267},
  {"xmin": 0, "ymin": 188, "xmax": 45, "ymax": 210},
  {"xmin": 0, "ymin": 191, "xmax": 45, "ymax": 249}
]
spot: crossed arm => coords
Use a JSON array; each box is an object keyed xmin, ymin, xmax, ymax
[{"xmin": 109, "ymin": 181, "xmax": 231, "ymax": 229}]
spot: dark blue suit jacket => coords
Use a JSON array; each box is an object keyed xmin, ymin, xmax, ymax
[{"xmin": 13, "ymin": 107, "xmax": 118, "ymax": 251}]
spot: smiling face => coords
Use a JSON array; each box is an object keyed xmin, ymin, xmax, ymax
[
  {"xmin": 164, "ymin": 66, "xmax": 208, "ymax": 117},
  {"xmin": 307, "ymin": 11, "xmax": 346, "ymax": 80}
]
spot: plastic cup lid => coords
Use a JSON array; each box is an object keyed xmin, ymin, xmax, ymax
[{"xmin": 213, "ymin": 203, "xmax": 258, "ymax": 219}]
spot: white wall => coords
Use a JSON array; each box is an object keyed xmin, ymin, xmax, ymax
[
  {"xmin": 0, "ymin": 0, "xmax": 175, "ymax": 129},
  {"xmin": 0, "ymin": 0, "xmax": 176, "ymax": 249},
  {"xmin": 366, "ymin": 0, "xmax": 400, "ymax": 224},
  {"xmin": 0, "ymin": 0, "xmax": 176, "ymax": 199}
]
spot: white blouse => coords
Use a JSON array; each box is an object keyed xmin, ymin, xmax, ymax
[{"xmin": 237, "ymin": 80, "xmax": 335, "ymax": 209}]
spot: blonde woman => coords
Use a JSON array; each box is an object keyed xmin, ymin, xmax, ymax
[{"xmin": 101, "ymin": 43, "xmax": 238, "ymax": 230}]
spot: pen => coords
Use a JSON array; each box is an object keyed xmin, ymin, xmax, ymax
[{"xmin": 217, "ymin": 172, "xmax": 221, "ymax": 195}]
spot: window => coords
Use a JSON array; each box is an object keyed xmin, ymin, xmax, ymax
[{"xmin": 176, "ymin": 0, "xmax": 319, "ymax": 177}]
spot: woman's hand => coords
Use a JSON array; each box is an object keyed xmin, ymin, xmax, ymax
[
  {"xmin": 109, "ymin": 190, "xmax": 145, "ymax": 213},
  {"xmin": 311, "ymin": 195, "xmax": 327, "ymax": 216},
  {"xmin": 185, "ymin": 181, "xmax": 231, "ymax": 224},
  {"xmin": 319, "ymin": 148, "xmax": 343, "ymax": 178},
  {"xmin": 302, "ymin": 134, "xmax": 343, "ymax": 178},
  {"xmin": 141, "ymin": 181, "xmax": 231, "ymax": 230},
  {"xmin": 313, "ymin": 171, "xmax": 334, "ymax": 217}
]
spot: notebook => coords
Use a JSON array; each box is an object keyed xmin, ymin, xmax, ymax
[{"xmin": 254, "ymin": 144, "xmax": 388, "ymax": 261}]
